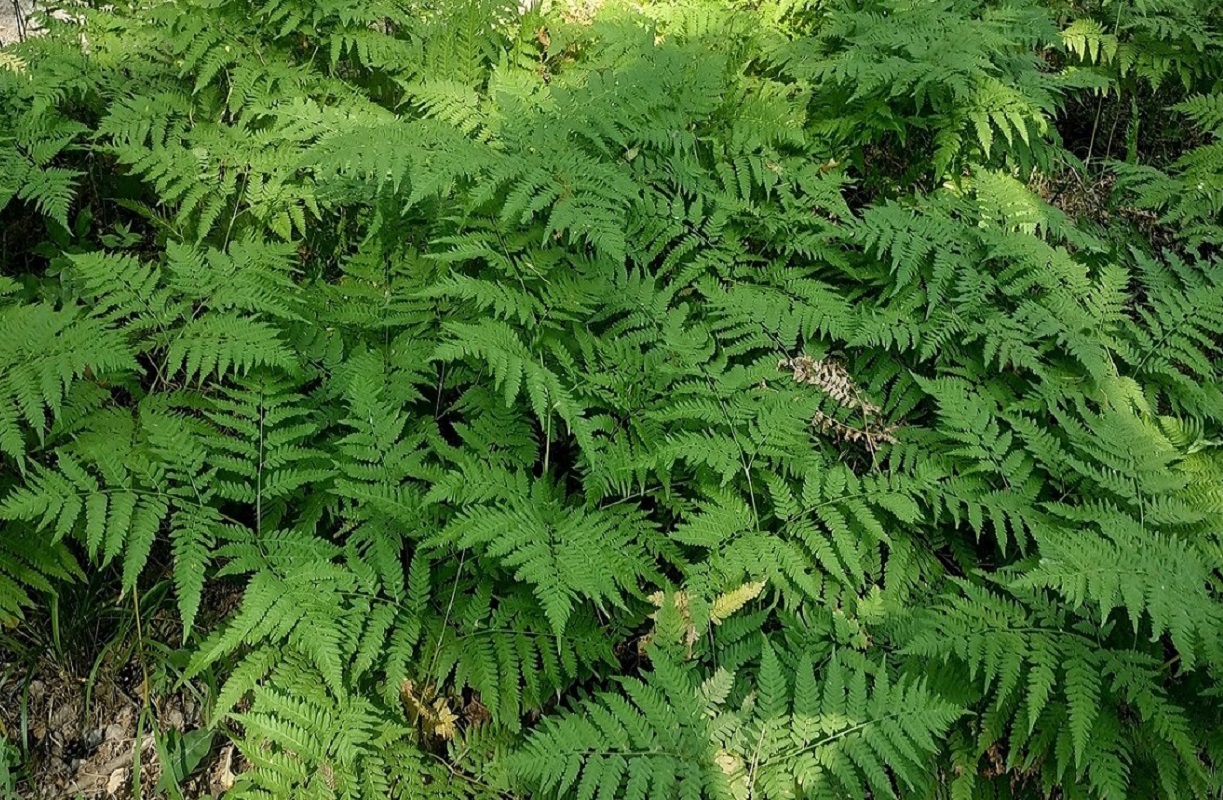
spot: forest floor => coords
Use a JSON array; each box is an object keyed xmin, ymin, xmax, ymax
[
  {"xmin": 0, "ymin": 665, "xmax": 235, "ymax": 799},
  {"xmin": 0, "ymin": 0, "xmax": 32, "ymax": 46},
  {"xmin": 0, "ymin": 581, "xmax": 245, "ymax": 798}
]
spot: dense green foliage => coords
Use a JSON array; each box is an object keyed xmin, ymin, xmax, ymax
[{"xmin": 1, "ymin": 0, "xmax": 1222, "ymax": 796}]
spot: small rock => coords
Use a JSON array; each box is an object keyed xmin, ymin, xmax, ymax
[
  {"xmin": 211, "ymin": 744, "xmax": 236, "ymax": 795},
  {"xmin": 106, "ymin": 767, "xmax": 126, "ymax": 796}
]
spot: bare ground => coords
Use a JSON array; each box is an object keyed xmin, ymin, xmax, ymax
[
  {"xmin": 0, "ymin": 581, "xmax": 246, "ymax": 799},
  {"xmin": 0, "ymin": 0, "xmax": 33, "ymax": 46},
  {"xmin": 0, "ymin": 671, "xmax": 236, "ymax": 799}
]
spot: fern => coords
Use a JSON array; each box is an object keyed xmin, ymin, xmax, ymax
[
  {"xmin": 429, "ymin": 481, "xmax": 658, "ymax": 634},
  {"xmin": 512, "ymin": 618, "xmax": 961, "ymax": 800},
  {"xmin": 3, "ymin": 0, "xmax": 1223, "ymax": 797},
  {"xmin": 0, "ymin": 302, "xmax": 136, "ymax": 461}
]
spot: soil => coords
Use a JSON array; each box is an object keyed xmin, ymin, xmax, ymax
[
  {"xmin": 1, "ymin": 642, "xmax": 240, "ymax": 799},
  {"xmin": 0, "ymin": 0, "xmax": 33, "ymax": 46},
  {"xmin": 0, "ymin": 670, "xmax": 232, "ymax": 798},
  {"xmin": 0, "ymin": 579, "xmax": 247, "ymax": 799}
]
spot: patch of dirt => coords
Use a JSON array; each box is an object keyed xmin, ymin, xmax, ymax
[
  {"xmin": 1029, "ymin": 169, "xmax": 1177, "ymax": 251},
  {"xmin": 0, "ymin": 651, "xmax": 239, "ymax": 799},
  {"xmin": 0, "ymin": 0, "xmax": 34, "ymax": 46},
  {"xmin": 1, "ymin": 579, "xmax": 248, "ymax": 799}
]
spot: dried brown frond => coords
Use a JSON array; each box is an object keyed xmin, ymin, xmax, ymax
[
  {"xmin": 780, "ymin": 355, "xmax": 878, "ymax": 414},
  {"xmin": 780, "ymin": 355, "xmax": 898, "ymax": 452},
  {"xmin": 401, "ymin": 680, "xmax": 460, "ymax": 742},
  {"xmin": 811, "ymin": 408, "xmax": 898, "ymax": 453}
]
